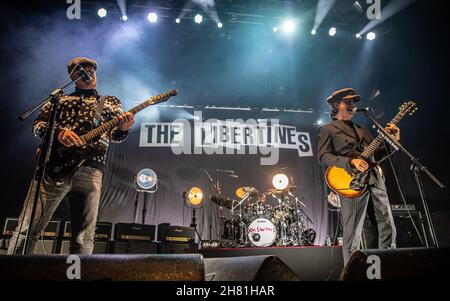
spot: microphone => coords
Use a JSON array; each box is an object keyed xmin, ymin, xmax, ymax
[
  {"xmin": 350, "ymin": 107, "xmax": 370, "ymax": 113},
  {"xmin": 77, "ymin": 65, "xmax": 93, "ymax": 83}
]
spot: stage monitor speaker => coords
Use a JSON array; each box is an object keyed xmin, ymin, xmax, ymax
[
  {"xmin": 0, "ymin": 254, "xmax": 205, "ymax": 281},
  {"xmin": 204, "ymin": 255, "xmax": 300, "ymax": 281},
  {"xmin": 340, "ymin": 247, "xmax": 450, "ymax": 280}
]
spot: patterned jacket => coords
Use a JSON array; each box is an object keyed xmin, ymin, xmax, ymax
[{"xmin": 32, "ymin": 88, "xmax": 129, "ymax": 171}]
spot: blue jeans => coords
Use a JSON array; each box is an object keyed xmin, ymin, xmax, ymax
[{"xmin": 7, "ymin": 166, "xmax": 103, "ymax": 255}]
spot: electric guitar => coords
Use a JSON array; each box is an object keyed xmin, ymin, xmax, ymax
[
  {"xmin": 44, "ymin": 89, "xmax": 178, "ymax": 184},
  {"xmin": 325, "ymin": 101, "xmax": 417, "ymax": 198}
]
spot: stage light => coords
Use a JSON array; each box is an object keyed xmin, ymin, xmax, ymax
[
  {"xmin": 311, "ymin": 29, "xmax": 317, "ymax": 35},
  {"xmin": 183, "ymin": 187, "xmax": 204, "ymax": 207},
  {"xmin": 282, "ymin": 20, "xmax": 295, "ymax": 33},
  {"xmin": 272, "ymin": 173, "xmax": 289, "ymax": 191},
  {"xmin": 316, "ymin": 119, "xmax": 324, "ymax": 125},
  {"xmin": 329, "ymin": 27, "xmax": 336, "ymax": 36},
  {"xmin": 135, "ymin": 168, "xmax": 158, "ymax": 191},
  {"xmin": 353, "ymin": 1, "xmax": 364, "ymax": 13},
  {"xmin": 97, "ymin": 8, "xmax": 107, "ymax": 18},
  {"xmin": 175, "ymin": 18, "xmax": 181, "ymax": 24},
  {"xmin": 355, "ymin": 33, "xmax": 362, "ymax": 39},
  {"xmin": 121, "ymin": 15, "xmax": 128, "ymax": 21},
  {"xmin": 194, "ymin": 14, "xmax": 203, "ymax": 24},
  {"xmin": 147, "ymin": 12, "xmax": 158, "ymax": 23},
  {"xmin": 366, "ymin": 32, "xmax": 376, "ymax": 40},
  {"xmin": 217, "ymin": 22, "xmax": 223, "ymax": 28}
]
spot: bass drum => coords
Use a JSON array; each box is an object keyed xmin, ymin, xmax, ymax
[{"xmin": 247, "ymin": 218, "xmax": 277, "ymax": 247}]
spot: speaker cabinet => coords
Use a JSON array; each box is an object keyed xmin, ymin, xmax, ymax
[
  {"xmin": 108, "ymin": 241, "xmax": 157, "ymax": 254},
  {"xmin": 59, "ymin": 240, "xmax": 108, "ymax": 254},
  {"xmin": 362, "ymin": 210, "xmax": 427, "ymax": 248},
  {"xmin": 158, "ymin": 242, "xmax": 198, "ymax": 254}
]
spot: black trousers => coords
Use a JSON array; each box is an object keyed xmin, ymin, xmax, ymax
[{"xmin": 340, "ymin": 170, "xmax": 397, "ymax": 265}]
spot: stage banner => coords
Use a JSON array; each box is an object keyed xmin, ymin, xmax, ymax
[{"xmin": 99, "ymin": 108, "xmax": 329, "ymax": 245}]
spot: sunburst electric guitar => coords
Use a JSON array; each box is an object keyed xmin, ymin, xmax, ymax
[
  {"xmin": 325, "ymin": 101, "xmax": 417, "ymax": 198},
  {"xmin": 44, "ymin": 89, "xmax": 178, "ymax": 184}
]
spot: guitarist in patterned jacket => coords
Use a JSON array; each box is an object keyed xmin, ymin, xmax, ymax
[
  {"xmin": 8, "ymin": 57, "xmax": 135, "ymax": 254},
  {"xmin": 317, "ymin": 88, "xmax": 400, "ymax": 264}
]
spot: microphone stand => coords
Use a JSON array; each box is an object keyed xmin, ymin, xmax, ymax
[
  {"xmin": 364, "ymin": 111, "xmax": 445, "ymax": 247},
  {"xmin": 16, "ymin": 75, "xmax": 83, "ymax": 254}
]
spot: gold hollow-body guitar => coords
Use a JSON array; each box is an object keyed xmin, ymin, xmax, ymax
[{"xmin": 325, "ymin": 101, "xmax": 417, "ymax": 198}]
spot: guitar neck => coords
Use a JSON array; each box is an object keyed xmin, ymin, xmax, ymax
[
  {"xmin": 360, "ymin": 110, "xmax": 406, "ymax": 159},
  {"xmin": 81, "ymin": 90, "xmax": 177, "ymax": 143}
]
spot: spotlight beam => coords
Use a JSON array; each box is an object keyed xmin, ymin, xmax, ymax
[
  {"xmin": 116, "ymin": 0, "xmax": 127, "ymax": 17},
  {"xmin": 312, "ymin": 0, "xmax": 336, "ymax": 32},
  {"xmin": 358, "ymin": 0, "xmax": 416, "ymax": 36}
]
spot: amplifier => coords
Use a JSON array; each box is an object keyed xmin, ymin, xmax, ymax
[
  {"xmin": 2, "ymin": 217, "xmax": 60, "ymax": 238},
  {"xmin": 114, "ymin": 223, "xmax": 156, "ymax": 241},
  {"xmin": 157, "ymin": 224, "xmax": 195, "ymax": 243},
  {"xmin": 59, "ymin": 240, "xmax": 108, "ymax": 254},
  {"xmin": 362, "ymin": 210, "xmax": 427, "ymax": 248},
  {"xmin": 0, "ymin": 237, "xmax": 56, "ymax": 254},
  {"xmin": 63, "ymin": 221, "xmax": 112, "ymax": 240},
  {"xmin": 108, "ymin": 241, "xmax": 157, "ymax": 254},
  {"xmin": 158, "ymin": 242, "xmax": 198, "ymax": 254}
]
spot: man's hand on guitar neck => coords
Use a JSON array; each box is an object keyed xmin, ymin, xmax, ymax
[
  {"xmin": 351, "ymin": 158, "xmax": 369, "ymax": 173},
  {"xmin": 118, "ymin": 112, "xmax": 135, "ymax": 131},
  {"xmin": 58, "ymin": 130, "xmax": 84, "ymax": 147},
  {"xmin": 385, "ymin": 123, "xmax": 400, "ymax": 142}
]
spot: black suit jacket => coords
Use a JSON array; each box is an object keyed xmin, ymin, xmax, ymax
[{"xmin": 317, "ymin": 120, "xmax": 376, "ymax": 174}]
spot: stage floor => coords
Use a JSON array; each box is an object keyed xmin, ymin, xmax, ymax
[{"xmin": 200, "ymin": 245, "xmax": 344, "ymax": 281}]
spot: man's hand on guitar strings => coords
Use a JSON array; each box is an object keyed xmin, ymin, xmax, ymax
[
  {"xmin": 351, "ymin": 158, "xmax": 369, "ymax": 173},
  {"xmin": 58, "ymin": 130, "xmax": 84, "ymax": 147},
  {"xmin": 118, "ymin": 112, "xmax": 135, "ymax": 131}
]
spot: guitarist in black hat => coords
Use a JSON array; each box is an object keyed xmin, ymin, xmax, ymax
[
  {"xmin": 317, "ymin": 88, "xmax": 399, "ymax": 264},
  {"xmin": 8, "ymin": 57, "xmax": 135, "ymax": 254}
]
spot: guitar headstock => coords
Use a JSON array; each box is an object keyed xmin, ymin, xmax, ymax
[
  {"xmin": 399, "ymin": 100, "xmax": 418, "ymax": 116},
  {"xmin": 150, "ymin": 89, "xmax": 178, "ymax": 105}
]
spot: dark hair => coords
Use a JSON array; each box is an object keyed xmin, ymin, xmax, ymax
[{"xmin": 329, "ymin": 102, "xmax": 339, "ymax": 120}]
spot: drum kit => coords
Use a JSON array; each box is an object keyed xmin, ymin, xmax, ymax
[{"xmin": 214, "ymin": 185, "xmax": 316, "ymax": 247}]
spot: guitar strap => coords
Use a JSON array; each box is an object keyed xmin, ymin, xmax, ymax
[{"xmin": 93, "ymin": 95, "xmax": 106, "ymax": 127}]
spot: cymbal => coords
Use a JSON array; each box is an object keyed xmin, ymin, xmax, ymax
[
  {"xmin": 265, "ymin": 185, "xmax": 297, "ymax": 195},
  {"xmin": 235, "ymin": 186, "xmax": 259, "ymax": 199},
  {"xmin": 211, "ymin": 195, "xmax": 235, "ymax": 209}
]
